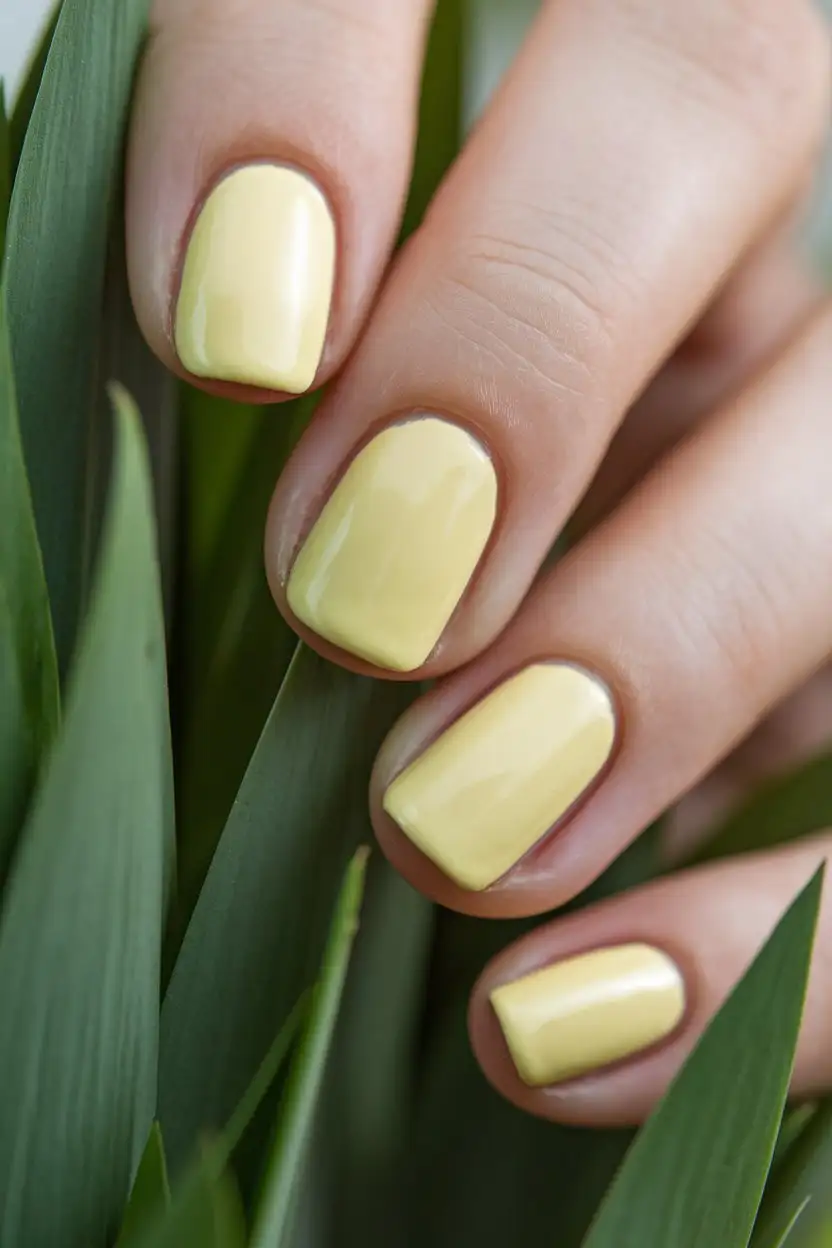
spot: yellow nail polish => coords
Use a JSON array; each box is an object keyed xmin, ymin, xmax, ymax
[
  {"xmin": 383, "ymin": 664, "xmax": 615, "ymax": 890},
  {"xmin": 174, "ymin": 164, "xmax": 335, "ymax": 393},
  {"xmin": 491, "ymin": 944, "xmax": 685, "ymax": 1087},
  {"xmin": 287, "ymin": 418, "xmax": 497, "ymax": 671}
]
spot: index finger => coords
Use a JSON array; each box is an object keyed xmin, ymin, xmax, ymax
[{"xmin": 126, "ymin": 0, "xmax": 434, "ymax": 398}]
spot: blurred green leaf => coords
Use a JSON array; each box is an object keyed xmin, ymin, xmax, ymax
[
  {"xmin": 0, "ymin": 392, "xmax": 169, "ymax": 1248},
  {"xmin": 5, "ymin": 0, "xmax": 150, "ymax": 672},
  {"xmin": 222, "ymin": 997, "xmax": 307, "ymax": 1156},
  {"xmin": 400, "ymin": 0, "xmax": 464, "ymax": 239},
  {"xmin": 128, "ymin": 1143, "xmax": 246, "ymax": 1248},
  {"xmin": 775, "ymin": 1106, "xmax": 819, "ymax": 1169},
  {"xmin": 9, "ymin": 6, "xmax": 60, "ymax": 173},
  {"xmin": 117, "ymin": 1125, "xmax": 171, "ymax": 1247},
  {"xmin": 125, "ymin": 1006, "xmax": 304, "ymax": 1247},
  {"xmin": 769, "ymin": 1200, "xmax": 811, "ymax": 1248},
  {"xmin": 754, "ymin": 1102, "xmax": 832, "ymax": 1248},
  {"xmin": 159, "ymin": 647, "xmax": 410, "ymax": 1172},
  {"xmin": 802, "ymin": 1217, "xmax": 832, "ymax": 1248},
  {"xmin": 409, "ymin": 1000, "xmax": 630, "ymax": 1248},
  {"xmin": 181, "ymin": 389, "xmax": 262, "ymax": 581},
  {"xmin": 174, "ymin": 396, "xmax": 312, "ymax": 919},
  {"xmin": 689, "ymin": 755, "xmax": 832, "ymax": 867},
  {"xmin": 0, "ymin": 290, "xmax": 59, "ymax": 882},
  {"xmin": 406, "ymin": 817, "xmax": 656, "ymax": 1248},
  {"xmin": 98, "ymin": 198, "xmax": 179, "ymax": 636},
  {"xmin": 251, "ymin": 849, "xmax": 368, "ymax": 1246},
  {"xmin": 582, "ymin": 868, "xmax": 824, "ymax": 1248},
  {"xmin": 323, "ymin": 859, "xmax": 433, "ymax": 1246}
]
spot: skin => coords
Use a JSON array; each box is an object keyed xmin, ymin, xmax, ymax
[{"xmin": 127, "ymin": 0, "xmax": 832, "ymax": 1124}]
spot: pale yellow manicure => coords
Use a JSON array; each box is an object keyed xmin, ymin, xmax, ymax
[
  {"xmin": 175, "ymin": 164, "xmax": 335, "ymax": 393},
  {"xmin": 491, "ymin": 944, "xmax": 685, "ymax": 1087},
  {"xmin": 383, "ymin": 664, "xmax": 615, "ymax": 890},
  {"xmin": 287, "ymin": 418, "xmax": 497, "ymax": 671}
]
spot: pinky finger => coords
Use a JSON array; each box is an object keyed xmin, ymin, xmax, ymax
[{"xmin": 470, "ymin": 838, "xmax": 831, "ymax": 1126}]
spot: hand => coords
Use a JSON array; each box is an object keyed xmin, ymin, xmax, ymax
[{"xmin": 127, "ymin": 0, "xmax": 832, "ymax": 1124}]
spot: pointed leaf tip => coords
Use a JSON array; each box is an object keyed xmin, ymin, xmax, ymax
[
  {"xmin": 582, "ymin": 867, "xmax": 824, "ymax": 1248},
  {"xmin": 0, "ymin": 389, "xmax": 170, "ymax": 1248}
]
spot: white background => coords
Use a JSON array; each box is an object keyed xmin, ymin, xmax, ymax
[{"xmin": 0, "ymin": 0, "xmax": 50, "ymax": 96}]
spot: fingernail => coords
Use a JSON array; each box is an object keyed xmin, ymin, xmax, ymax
[
  {"xmin": 383, "ymin": 663, "xmax": 616, "ymax": 890},
  {"xmin": 286, "ymin": 418, "xmax": 498, "ymax": 672},
  {"xmin": 174, "ymin": 164, "xmax": 335, "ymax": 394},
  {"xmin": 490, "ymin": 944, "xmax": 685, "ymax": 1087}
]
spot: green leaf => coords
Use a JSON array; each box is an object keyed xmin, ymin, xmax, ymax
[
  {"xmin": 174, "ymin": 395, "xmax": 312, "ymax": 921},
  {"xmin": 0, "ymin": 289, "xmax": 59, "ymax": 881},
  {"xmin": 405, "ymin": 826, "xmax": 653, "ymax": 1248},
  {"xmin": 581, "ymin": 868, "xmax": 824, "ymax": 1248},
  {"xmin": 322, "ymin": 859, "xmax": 434, "ymax": 1245},
  {"xmin": 802, "ymin": 1216, "xmax": 832, "ymax": 1248},
  {"xmin": 9, "ymin": 6, "xmax": 60, "ymax": 173},
  {"xmin": 222, "ymin": 996, "xmax": 308, "ymax": 1156},
  {"xmin": 0, "ymin": 392, "xmax": 169, "ymax": 1248},
  {"xmin": 181, "ymin": 389, "xmax": 262, "ymax": 581},
  {"xmin": 159, "ymin": 647, "xmax": 410, "ymax": 1172},
  {"xmin": 97, "ymin": 198, "xmax": 179, "ymax": 637},
  {"xmin": 250, "ymin": 850, "xmax": 369, "ymax": 1247},
  {"xmin": 689, "ymin": 755, "xmax": 832, "ymax": 866},
  {"xmin": 768, "ymin": 1200, "xmax": 811, "ymax": 1248},
  {"xmin": 410, "ymin": 995, "xmax": 630, "ymax": 1248},
  {"xmin": 124, "ymin": 1006, "xmax": 304, "ymax": 1246},
  {"xmin": 127, "ymin": 1143, "xmax": 246, "ymax": 1248},
  {"xmin": 400, "ymin": 0, "xmax": 464, "ymax": 239},
  {"xmin": 754, "ymin": 1102, "xmax": 832, "ymax": 1248},
  {"xmin": 117, "ymin": 1125, "xmax": 171, "ymax": 1247},
  {"xmin": 774, "ymin": 1106, "xmax": 819, "ymax": 1169},
  {"xmin": 5, "ymin": 0, "xmax": 150, "ymax": 672}
]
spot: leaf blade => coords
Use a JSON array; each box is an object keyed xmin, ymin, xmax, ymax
[
  {"xmin": 174, "ymin": 395, "xmax": 312, "ymax": 920},
  {"xmin": 117, "ymin": 1125, "xmax": 171, "ymax": 1247},
  {"xmin": 251, "ymin": 850, "xmax": 369, "ymax": 1247},
  {"xmin": 689, "ymin": 756, "xmax": 832, "ymax": 867},
  {"xmin": 128, "ymin": 1143, "xmax": 246, "ymax": 1248},
  {"xmin": 222, "ymin": 996, "xmax": 308, "ymax": 1157},
  {"xmin": 754, "ymin": 1102, "xmax": 832, "ymax": 1248},
  {"xmin": 322, "ymin": 859, "xmax": 434, "ymax": 1246},
  {"xmin": 5, "ymin": 0, "xmax": 150, "ymax": 670},
  {"xmin": 582, "ymin": 869, "xmax": 825, "ymax": 1248},
  {"xmin": 159, "ymin": 647, "xmax": 410, "ymax": 1173},
  {"xmin": 0, "ymin": 289, "xmax": 59, "ymax": 881},
  {"xmin": 0, "ymin": 392, "xmax": 169, "ymax": 1248}
]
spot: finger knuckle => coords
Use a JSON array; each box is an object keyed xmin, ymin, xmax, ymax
[{"xmin": 431, "ymin": 214, "xmax": 629, "ymax": 409}]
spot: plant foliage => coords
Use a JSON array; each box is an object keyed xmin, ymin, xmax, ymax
[{"xmin": 0, "ymin": 1, "xmax": 830, "ymax": 1246}]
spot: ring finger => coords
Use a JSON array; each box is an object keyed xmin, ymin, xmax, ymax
[{"xmin": 371, "ymin": 302, "xmax": 832, "ymax": 914}]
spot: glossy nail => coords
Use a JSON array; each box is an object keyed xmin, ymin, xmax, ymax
[
  {"xmin": 287, "ymin": 418, "xmax": 497, "ymax": 671},
  {"xmin": 383, "ymin": 663, "xmax": 616, "ymax": 890},
  {"xmin": 175, "ymin": 164, "xmax": 335, "ymax": 393},
  {"xmin": 490, "ymin": 944, "xmax": 685, "ymax": 1087}
]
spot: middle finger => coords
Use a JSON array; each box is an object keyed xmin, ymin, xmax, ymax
[{"xmin": 267, "ymin": 0, "xmax": 828, "ymax": 676}]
